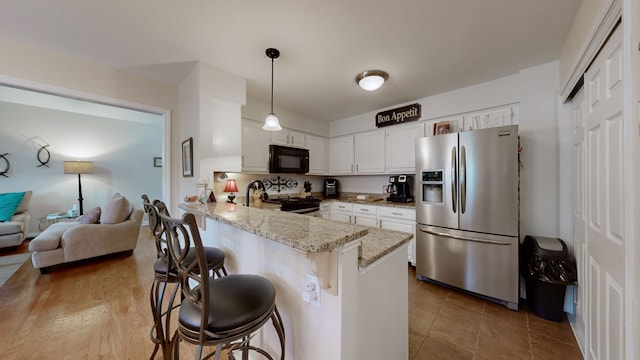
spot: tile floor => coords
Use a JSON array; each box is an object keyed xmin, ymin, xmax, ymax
[{"xmin": 408, "ymin": 265, "xmax": 583, "ymax": 359}]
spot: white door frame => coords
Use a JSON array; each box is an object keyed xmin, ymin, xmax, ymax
[{"xmin": 0, "ymin": 74, "xmax": 172, "ymax": 208}]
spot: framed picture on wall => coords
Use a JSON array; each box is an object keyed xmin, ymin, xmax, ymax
[
  {"xmin": 182, "ymin": 137, "xmax": 193, "ymax": 177},
  {"xmin": 153, "ymin": 157, "xmax": 162, "ymax": 167}
]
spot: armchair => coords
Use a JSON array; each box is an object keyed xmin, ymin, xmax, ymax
[
  {"xmin": 0, "ymin": 191, "xmax": 32, "ymax": 248},
  {"xmin": 29, "ymin": 194, "xmax": 143, "ymax": 273}
]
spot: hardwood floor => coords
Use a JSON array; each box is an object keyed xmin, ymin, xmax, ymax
[
  {"xmin": 0, "ymin": 228, "xmax": 582, "ymax": 359},
  {"xmin": 0, "ymin": 228, "xmax": 201, "ymax": 359}
]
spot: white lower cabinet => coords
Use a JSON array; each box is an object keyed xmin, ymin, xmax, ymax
[
  {"xmin": 377, "ymin": 207, "xmax": 416, "ymax": 265},
  {"xmin": 329, "ymin": 201, "xmax": 416, "ymax": 264},
  {"xmin": 353, "ymin": 204, "xmax": 378, "ymax": 227},
  {"xmin": 319, "ymin": 202, "xmax": 331, "ymax": 219},
  {"xmin": 330, "ymin": 202, "xmax": 353, "ymax": 223}
]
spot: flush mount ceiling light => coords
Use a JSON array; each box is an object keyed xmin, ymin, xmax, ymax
[
  {"xmin": 355, "ymin": 70, "xmax": 389, "ymax": 91},
  {"xmin": 263, "ymin": 47, "xmax": 282, "ymax": 131}
]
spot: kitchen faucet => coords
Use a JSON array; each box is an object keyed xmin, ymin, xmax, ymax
[{"xmin": 245, "ymin": 179, "xmax": 266, "ymax": 206}]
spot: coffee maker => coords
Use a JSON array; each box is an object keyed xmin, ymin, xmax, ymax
[{"xmin": 386, "ymin": 175, "xmax": 414, "ymax": 203}]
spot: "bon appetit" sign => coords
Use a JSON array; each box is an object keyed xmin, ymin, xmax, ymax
[{"xmin": 375, "ymin": 103, "xmax": 421, "ymax": 128}]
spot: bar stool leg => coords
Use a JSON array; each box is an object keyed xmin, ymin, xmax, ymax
[
  {"xmin": 149, "ymin": 279, "xmax": 180, "ymax": 360},
  {"xmin": 149, "ymin": 280, "xmax": 166, "ymax": 359}
]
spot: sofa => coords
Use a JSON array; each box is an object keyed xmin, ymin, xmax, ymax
[
  {"xmin": 29, "ymin": 194, "xmax": 143, "ymax": 273},
  {"xmin": 0, "ymin": 191, "xmax": 32, "ymax": 248}
]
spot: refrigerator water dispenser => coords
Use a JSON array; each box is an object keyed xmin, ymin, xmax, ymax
[{"xmin": 421, "ymin": 170, "xmax": 444, "ymax": 203}]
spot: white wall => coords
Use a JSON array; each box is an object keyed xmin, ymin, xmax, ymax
[
  {"xmin": 178, "ymin": 62, "xmax": 248, "ymax": 214},
  {"xmin": 330, "ymin": 75, "xmax": 519, "ymax": 137},
  {"xmin": 242, "ymin": 97, "xmax": 330, "ymax": 137},
  {"xmin": 517, "ymin": 62, "xmax": 560, "ymax": 239},
  {"xmin": 0, "ymin": 101, "xmax": 162, "ymax": 234},
  {"xmin": 330, "ymin": 62, "xmax": 562, "ymax": 243},
  {"xmin": 0, "ymin": 33, "xmax": 179, "ymax": 209}
]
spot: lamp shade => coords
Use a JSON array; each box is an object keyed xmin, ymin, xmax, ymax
[
  {"xmin": 223, "ymin": 179, "xmax": 239, "ymax": 193},
  {"xmin": 63, "ymin": 161, "xmax": 93, "ymax": 174}
]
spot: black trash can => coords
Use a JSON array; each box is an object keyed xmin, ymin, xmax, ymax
[{"xmin": 521, "ymin": 236, "xmax": 578, "ymax": 322}]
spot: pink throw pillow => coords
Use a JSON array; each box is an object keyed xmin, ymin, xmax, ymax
[{"xmin": 76, "ymin": 206, "xmax": 101, "ymax": 224}]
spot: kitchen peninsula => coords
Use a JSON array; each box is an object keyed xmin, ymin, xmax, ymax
[{"xmin": 180, "ymin": 202, "xmax": 412, "ymax": 360}]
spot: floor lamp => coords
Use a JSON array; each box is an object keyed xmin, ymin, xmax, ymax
[{"xmin": 63, "ymin": 161, "xmax": 93, "ymax": 215}]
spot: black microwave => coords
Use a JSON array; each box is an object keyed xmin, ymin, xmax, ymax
[{"xmin": 269, "ymin": 145, "xmax": 309, "ymax": 174}]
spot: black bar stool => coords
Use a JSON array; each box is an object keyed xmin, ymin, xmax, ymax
[
  {"xmin": 156, "ymin": 202, "xmax": 285, "ymax": 360},
  {"xmin": 142, "ymin": 195, "xmax": 227, "ymax": 360}
]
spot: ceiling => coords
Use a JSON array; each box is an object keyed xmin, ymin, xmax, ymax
[{"xmin": 0, "ymin": 0, "xmax": 581, "ymax": 123}]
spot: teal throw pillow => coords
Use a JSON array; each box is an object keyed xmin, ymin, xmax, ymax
[{"xmin": 0, "ymin": 192, "xmax": 26, "ymax": 222}]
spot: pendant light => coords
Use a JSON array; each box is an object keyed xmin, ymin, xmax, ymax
[{"xmin": 263, "ymin": 48, "xmax": 282, "ymax": 131}]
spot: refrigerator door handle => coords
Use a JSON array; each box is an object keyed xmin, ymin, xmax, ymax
[
  {"xmin": 460, "ymin": 145, "xmax": 466, "ymax": 214},
  {"xmin": 418, "ymin": 228, "xmax": 512, "ymax": 246},
  {"xmin": 451, "ymin": 146, "xmax": 457, "ymax": 213}
]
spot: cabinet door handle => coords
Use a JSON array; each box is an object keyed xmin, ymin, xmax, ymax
[{"xmin": 392, "ymin": 212, "xmax": 403, "ymax": 216}]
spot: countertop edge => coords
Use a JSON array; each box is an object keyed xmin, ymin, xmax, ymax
[
  {"xmin": 179, "ymin": 202, "xmax": 370, "ymax": 253},
  {"xmin": 358, "ymin": 227, "xmax": 413, "ymax": 268}
]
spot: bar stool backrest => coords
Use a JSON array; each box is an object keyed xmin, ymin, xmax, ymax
[
  {"xmin": 142, "ymin": 196, "xmax": 172, "ymax": 267},
  {"xmin": 156, "ymin": 202, "xmax": 210, "ymax": 341}
]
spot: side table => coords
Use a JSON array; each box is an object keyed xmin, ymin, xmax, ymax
[{"xmin": 39, "ymin": 215, "xmax": 79, "ymax": 231}]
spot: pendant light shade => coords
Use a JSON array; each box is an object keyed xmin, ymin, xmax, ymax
[
  {"xmin": 264, "ymin": 113, "xmax": 281, "ymax": 131},
  {"xmin": 355, "ymin": 70, "xmax": 389, "ymax": 91},
  {"xmin": 263, "ymin": 48, "xmax": 282, "ymax": 131}
]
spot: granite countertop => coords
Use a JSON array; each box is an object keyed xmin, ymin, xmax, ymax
[
  {"xmin": 179, "ymin": 202, "xmax": 413, "ymax": 269},
  {"xmin": 320, "ymin": 196, "xmax": 416, "ymax": 209},
  {"xmin": 358, "ymin": 227, "xmax": 413, "ymax": 268},
  {"xmin": 180, "ymin": 202, "xmax": 369, "ymax": 253}
]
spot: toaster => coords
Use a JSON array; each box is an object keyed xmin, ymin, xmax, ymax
[{"xmin": 323, "ymin": 179, "xmax": 339, "ymax": 198}]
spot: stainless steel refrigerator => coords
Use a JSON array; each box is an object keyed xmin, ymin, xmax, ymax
[{"xmin": 415, "ymin": 125, "xmax": 519, "ymax": 310}]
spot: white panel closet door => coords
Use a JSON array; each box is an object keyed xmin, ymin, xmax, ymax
[
  {"xmin": 584, "ymin": 25, "xmax": 625, "ymax": 360},
  {"xmin": 572, "ymin": 87, "xmax": 587, "ymax": 347}
]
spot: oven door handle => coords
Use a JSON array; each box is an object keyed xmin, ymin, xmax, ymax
[
  {"xmin": 418, "ymin": 228, "xmax": 511, "ymax": 245},
  {"xmin": 286, "ymin": 207, "xmax": 320, "ymax": 214}
]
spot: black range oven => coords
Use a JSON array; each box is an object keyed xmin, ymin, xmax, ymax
[{"xmin": 267, "ymin": 196, "xmax": 321, "ymax": 216}]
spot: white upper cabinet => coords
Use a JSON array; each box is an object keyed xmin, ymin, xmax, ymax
[
  {"xmin": 329, "ymin": 124, "xmax": 425, "ymax": 175},
  {"xmin": 463, "ymin": 106, "xmax": 514, "ymax": 131},
  {"xmin": 329, "ymin": 136, "xmax": 355, "ymax": 174},
  {"xmin": 387, "ymin": 123, "xmax": 424, "ymax": 173},
  {"xmin": 241, "ymin": 120, "xmax": 269, "ymax": 173},
  {"xmin": 271, "ymin": 129, "xmax": 306, "ymax": 148},
  {"xmin": 354, "ymin": 130, "xmax": 386, "ymax": 174},
  {"xmin": 307, "ymin": 135, "xmax": 327, "ymax": 175}
]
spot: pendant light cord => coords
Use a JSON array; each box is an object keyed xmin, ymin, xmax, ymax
[{"xmin": 270, "ymin": 57, "xmax": 274, "ymax": 113}]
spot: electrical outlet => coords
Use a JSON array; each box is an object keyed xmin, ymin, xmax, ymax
[{"xmin": 302, "ymin": 273, "xmax": 320, "ymax": 307}]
